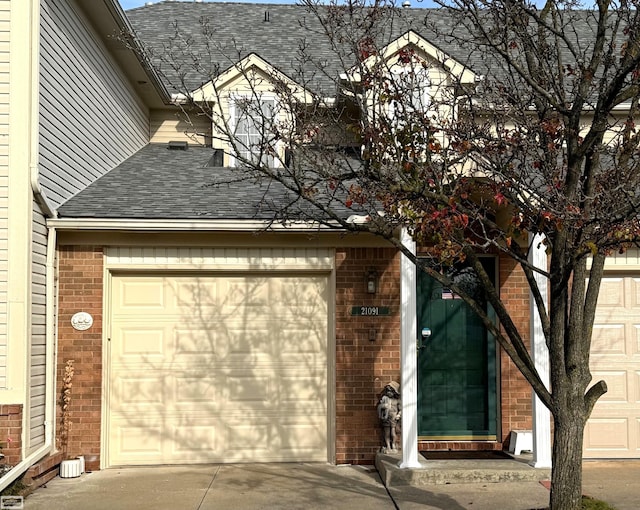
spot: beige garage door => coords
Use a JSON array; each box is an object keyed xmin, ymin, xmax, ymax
[
  {"xmin": 107, "ymin": 273, "xmax": 328, "ymax": 466},
  {"xmin": 585, "ymin": 276, "xmax": 640, "ymax": 458}
]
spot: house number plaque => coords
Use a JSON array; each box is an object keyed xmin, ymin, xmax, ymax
[
  {"xmin": 71, "ymin": 312, "xmax": 93, "ymax": 331},
  {"xmin": 351, "ymin": 306, "xmax": 391, "ymax": 316}
]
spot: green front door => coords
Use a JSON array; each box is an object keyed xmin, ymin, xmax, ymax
[{"xmin": 417, "ymin": 260, "xmax": 497, "ymax": 440}]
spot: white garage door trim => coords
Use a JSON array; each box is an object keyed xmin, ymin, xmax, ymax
[{"xmin": 101, "ymin": 247, "xmax": 335, "ymax": 468}]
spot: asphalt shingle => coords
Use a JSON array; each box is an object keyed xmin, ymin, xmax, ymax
[
  {"xmin": 59, "ymin": 3, "xmax": 606, "ymax": 221},
  {"xmin": 125, "ymin": 2, "xmax": 602, "ymax": 97},
  {"xmin": 125, "ymin": 2, "xmax": 479, "ymax": 96},
  {"xmin": 56, "ymin": 143, "xmax": 354, "ymax": 220},
  {"xmin": 59, "ymin": 144, "xmax": 276, "ymax": 219}
]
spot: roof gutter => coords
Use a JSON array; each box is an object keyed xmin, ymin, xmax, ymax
[
  {"xmin": 47, "ymin": 218, "xmax": 349, "ymax": 232},
  {"xmin": 103, "ymin": 0, "xmax": 171, "ymax": 104}
]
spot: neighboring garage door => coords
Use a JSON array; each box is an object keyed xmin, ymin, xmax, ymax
[
  {"xmin": 107, "ymin": 273, "xmax": 329, "ymax": 466},
  {"xmin": 585, "ymin": 275, "xmax": 640, "ymax": 458}
]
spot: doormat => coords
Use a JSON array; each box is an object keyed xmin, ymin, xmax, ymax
[{"xmin": 421, "ymin": 450, "xmax": 513, "ymax": 460}]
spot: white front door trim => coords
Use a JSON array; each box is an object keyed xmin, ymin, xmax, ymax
[
  {"xmin": 528, "ymin": 233, "xmax": 552, "ymax": 468},
  {"xmin": 400, "ymin": 229, "xmax": 421, "ymax": 468}
]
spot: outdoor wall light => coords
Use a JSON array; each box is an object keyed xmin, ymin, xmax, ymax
[{"xmin": 366, "ymin": 269, "xmax": 378, "ymax": 294}]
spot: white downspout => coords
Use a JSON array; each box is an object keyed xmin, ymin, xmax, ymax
[
  {"xmin": 0, "ymin": 226, "xmax": 56, "ymax": 492},
  {"xmin": 399, "ymin": 228, "xmax": 421, "ymax": 468},
  {"xmin": 0, "ymin": 0, "xmax": 58, "ymax": 490},
  {"xmin": 528, "ymin": 233, "xmax": 552, "ymax": 468}
]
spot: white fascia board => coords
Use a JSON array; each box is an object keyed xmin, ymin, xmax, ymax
[
  {"xmin": 46, "ymin": 218, "xmax": 348, "ymax": 232},
  {"xmin": 340, "ymin": 71, "xmax": 360, "ymax": 82},
  {"xmin": 610, "ymin": 102, "xmax": 632, "ymax": 112},
  {"xmin": 171, "ymin": 93, "xmax": 189, "ymax": 104}
]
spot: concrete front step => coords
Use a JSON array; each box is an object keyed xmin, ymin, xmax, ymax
[{"xmin": 375, "ymin": 452, "xmax": 551, "ymax": 487}]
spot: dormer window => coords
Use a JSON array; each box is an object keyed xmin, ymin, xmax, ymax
[
  {"xmin": 387, "ymin": 59, "xmax": 431, "ymax": 129},
  {"xmin": 229, "ymin": 95, "xmax": 281, "ymax": 168},
  {"xmin": 374, "ymin": 56, "xmax": 432, "ymax": 163}
]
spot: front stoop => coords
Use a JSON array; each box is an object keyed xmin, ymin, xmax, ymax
[{"xmin": 375, "ymin": 452, "xmax": 551, "ymax": 487}]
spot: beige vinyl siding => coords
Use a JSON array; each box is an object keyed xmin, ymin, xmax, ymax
[
  {"xmin": 0, "ymin": 0, "xmax": 9, "ymax": 390},
  {"xmin": 28, "ymin": 201, "xmax": 47, "ymax": 452},
  {"xmin": 39, "ymin": 0, "xmax": 149, "ymax": 208},
  {"xmin": 105, "ymin": 246, "xmax": 334, "ymax": 269},
  {"xmin": 150, "ymin": 110, "xmax": 211, "ymax": 146}
]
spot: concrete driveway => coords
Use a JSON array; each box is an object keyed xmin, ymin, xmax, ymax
[
  {"xmin": 20, "ymin": 460, "xmax": 640, "ymax": 510},
  {"xmin": 23, "ymin": 464, "xmax": 395, "ymax": 510}
]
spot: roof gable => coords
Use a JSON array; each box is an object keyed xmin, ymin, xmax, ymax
[
  {"xmin": 190, "ymin": 53, "xmax": 316, "ymax": 104},
  {"xmin": 346, "ymin": 30, "xmax": 477, "ymax": 85}
]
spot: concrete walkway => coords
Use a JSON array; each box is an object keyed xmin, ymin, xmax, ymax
[{"xmin": 20, "ymin": 460, "xmax": 640, "ymax": 510}]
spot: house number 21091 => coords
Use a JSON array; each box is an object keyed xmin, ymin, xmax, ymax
[{"xmin": 351, "ymin": 306, "xmax": 391, "ymax": 316}]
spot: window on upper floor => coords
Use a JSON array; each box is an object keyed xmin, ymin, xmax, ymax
[
  {"xmin": 387, "ymin": 64, "xmax": 431, "ymax": 129},
  {"xmin": 229, "ymin": 95, "xmax": 280, "ymax": 168},
  {"xmin": 363, "ymin": 55, "xmax": 433, "ymax": 167}
]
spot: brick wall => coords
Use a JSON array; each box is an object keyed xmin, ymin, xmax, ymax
[
  {"xmin": 0, "ymin": 404, "xmax": 23, "ymax": 466},
  {"xmin": 498, "ymin": 253, "xmax": 533, "ymax": 446},
  {"xmin": 334, "ymin": 247, "xmax": 401, "ymax": 464},
  {"xmin": 56, "ymin": 246, "xmax": 104, "ymax": 471},
  {"xmin": 53, "ymin": 243, "xmax": 532, "ymax": 466}
]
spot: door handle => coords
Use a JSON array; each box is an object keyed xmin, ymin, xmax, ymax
[{"xmin": 418, "ymin": 327, "xmax": 432, "ymax": 352}]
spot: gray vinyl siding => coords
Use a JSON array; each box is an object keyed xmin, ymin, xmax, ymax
[
  {"xmin": 39, "ymin": 0, "xmax": 149, "ymax": 208},
  {"xmin": 28, "ymin": 201, "xmax": 47, "ymax": 452},
  {"xmin": 0, "ymin": 0, "xmax": 9, "ymax": 390}
]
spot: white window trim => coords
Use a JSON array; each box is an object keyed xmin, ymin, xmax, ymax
[
  {"xmin": 228, "ymin": 93, "xmax": 282, "ymax": 168},
  {"xmin": 386, "ymin": 65, "xmax": 431, "ymax": 126}
]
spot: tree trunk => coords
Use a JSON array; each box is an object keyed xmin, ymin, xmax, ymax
[{"xmin": 550, "ymin": 403, "xmax": 587, "ymax": 510}]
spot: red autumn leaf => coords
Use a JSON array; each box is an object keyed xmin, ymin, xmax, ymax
[{"xmin": 494, "ymin": 192, "xmax": 507, "ymax": 206}]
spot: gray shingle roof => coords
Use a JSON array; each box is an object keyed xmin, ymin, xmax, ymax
[
  {"xmin": 126, "ymin": 2, "xmax": 603, "ymax": 97},
  {"xmin": 56, "ymin": 143, "xmax": 353, "ymax": 220},
  {"xmin": 60, "ymin": 3, "xmax": 604, "ymax": 221},
  {"xmin": 125, "ymin": 2, "xmax": 481, "ymax": 96}
]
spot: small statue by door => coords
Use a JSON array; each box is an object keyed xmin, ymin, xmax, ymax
[{"xmin": 377, "ymin": 381, "xmax": 401, "ymax": 452}]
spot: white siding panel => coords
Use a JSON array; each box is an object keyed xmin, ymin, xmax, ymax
[
  {"xmin": 28, "ymin": 202, "xmax": 47, "ymax": 451},
  {"xmin": 39, "ymin": 0, "xmax": 149, "ymax": 207},
  {"xmin": 0, "ymin": 0, "xmax": 8, "ymax": 390},
  {"xmin": 603, "ymin": 249, "xmax": 640, "ymax": 269},
  {"xmin": 105, "ymin": 246, "xmax": 334, "ymax": 271}
]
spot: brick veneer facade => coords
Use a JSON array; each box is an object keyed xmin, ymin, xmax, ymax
[
  {"xmin": 498, "ymin": 254, "xmax": 534, "ymax": 446},
  {"xmin": 0, "ymin": 404, "xmax": 23, "ymax": 466},
  {"xmin": 334, "ymin": 247, "xmax": 401, "ymax": 464},
  {"xmin": 55, "ymin": 244, "xmax": 531, "ymax": 467},
  {"xmin": 56, "ymin": 246, "xmax": 104, "ymax": 472}
]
